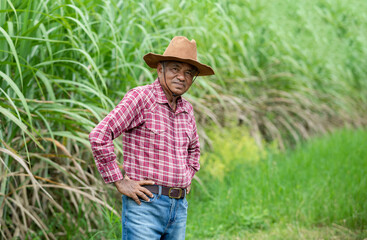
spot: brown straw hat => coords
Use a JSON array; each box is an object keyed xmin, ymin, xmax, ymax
[{"xmin": 143, "ymin": 36, "xmax": 215, "ymax": 76}]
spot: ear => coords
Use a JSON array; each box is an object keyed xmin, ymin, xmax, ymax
[{"xmin": 157, "ymin": 63, "xmax": 163, "ymax": 74}]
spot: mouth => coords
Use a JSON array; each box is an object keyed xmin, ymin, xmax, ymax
[{"xmin": 172, "ymin": 82, "xmax": 185, "ymax": 88}]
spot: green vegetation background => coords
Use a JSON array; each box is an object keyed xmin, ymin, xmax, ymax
[{"xmin": 1, "ymin": 0, "xmax": 367, "ymax": 239}]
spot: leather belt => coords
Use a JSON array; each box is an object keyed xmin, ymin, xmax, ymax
[{"xmin": 143, "ymin": 185, "xmax": 186, "ymax": 199}]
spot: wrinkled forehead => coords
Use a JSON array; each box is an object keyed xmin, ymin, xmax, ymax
[{"xmin": 164, "ymin": 61, "xmax": 198, "ymax": 71}]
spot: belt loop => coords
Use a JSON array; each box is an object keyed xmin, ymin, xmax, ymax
[{"xmin": 158, "ymin": 185, "xmax": 162, "ymax": 197}]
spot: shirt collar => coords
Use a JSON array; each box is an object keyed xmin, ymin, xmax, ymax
[
  {"xmin": 153, "ymin": 78, "xmax": 188, "ymax": 114},
  {"xmin": 153, "ymin": 79, "xmax": 168, "ymax": 104}
]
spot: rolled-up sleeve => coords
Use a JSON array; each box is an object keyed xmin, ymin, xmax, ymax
[{"xmin": 89, "ymin": 89, "xmax": 145, "ymax": 184}]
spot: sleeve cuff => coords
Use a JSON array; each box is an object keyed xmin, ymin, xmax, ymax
[{"xmin": 97, "ymin": 161, "xmax": 124, "ymax": 184}]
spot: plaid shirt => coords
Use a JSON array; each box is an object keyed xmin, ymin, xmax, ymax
[{"xmin": 89, "ymin": 79, "xmax": 200, "ymax": 188}]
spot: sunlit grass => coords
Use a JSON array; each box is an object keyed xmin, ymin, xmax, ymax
[{"xmin": 186, "ymin": 127, "xmax": 367, "ymax": 239}]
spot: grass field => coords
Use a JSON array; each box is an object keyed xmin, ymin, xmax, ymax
[
  {"xmin": 185, "ymin": 127, "xmax": 367, "ymax": 239},
  {"xmin": 75, "ymin": 127, "xmax": 367, "ymax": 239}
]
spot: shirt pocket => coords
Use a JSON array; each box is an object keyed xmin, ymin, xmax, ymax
[
  {"xmin": 176, "ymin": 128, "xmax": 191, "ymax": 150},
  {"xmin": 145, "ymin": 119, "xmax": 166, "ymax": 134},
  {"xmin": 143, "ymin": 110, "xmax": 167, "ymax": 151}
]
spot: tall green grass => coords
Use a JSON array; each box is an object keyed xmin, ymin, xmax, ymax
[
  {"xmin": 1, "ymin": 0, "xmax": 367, "ymax": 238},
  {"xmin": 46, "ymin": 127, "xmax": 367, "ymax": 239},
  {"xmin": 186, "ymin": 127, "xmax": 367, "ymax": 239}
]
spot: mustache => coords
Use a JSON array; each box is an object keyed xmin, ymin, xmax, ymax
[{"xmin": 172, "ymin": 80, "xmax": 185, "ymax": 86}]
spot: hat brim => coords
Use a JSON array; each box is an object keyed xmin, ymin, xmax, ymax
[{"xmin": 143, "ymin": 53, "xmax": 215, "ymax": 76}]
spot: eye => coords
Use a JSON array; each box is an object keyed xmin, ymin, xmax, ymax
[{"xmin": 185, "ymin": 71, "xmax": 194, "ymax": 78}]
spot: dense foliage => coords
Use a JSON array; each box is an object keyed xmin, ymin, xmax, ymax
[{"xmin": 1, "ymin": 0, "xmax": 367, "ymax": 238}]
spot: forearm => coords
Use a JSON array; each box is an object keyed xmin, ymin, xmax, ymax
[
  {"xmin": 89, "ymin": 123, "xmax": 123, "ymax": 184},
  {"xmin": 186, "ymin": 118, "xmax": 200, "ymax": 178},
  {"xmin": 89, "ymin": 89, "xmax": 146, "ymax": 184},
  {"xmin": 186, "ymin": 148, "xmax": 200, "ymax": 179}
]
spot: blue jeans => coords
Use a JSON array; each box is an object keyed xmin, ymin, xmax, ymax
[{"xmin": 121, "ymin": 187, "xmax": 188, "ymax": 240}]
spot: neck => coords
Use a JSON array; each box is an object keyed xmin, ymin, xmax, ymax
[
  {"xmin": 164, "ymin": 88, "xmax": 179, "ymax": 110},
  {"xmin": 159, "ymin": 81, "xmax": 179, "ymax": 111}
]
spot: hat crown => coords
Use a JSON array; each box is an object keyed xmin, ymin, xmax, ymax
[
  {"xmin": 143, "ymin": 36, "xmax": 214, "ymax": 76},
  {"xmin": 163, "ymin": 36, "xmax": 197, "ymax": 61}
]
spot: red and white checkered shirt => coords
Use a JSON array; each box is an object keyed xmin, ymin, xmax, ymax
[{"xmin": 89, "ymin": 79, "xmax": 200, "ymax": 188}]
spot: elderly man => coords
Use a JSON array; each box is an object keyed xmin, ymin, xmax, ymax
[{"xmin": 89, "ymin": 36, "xmax": 214, "ymax": 239}]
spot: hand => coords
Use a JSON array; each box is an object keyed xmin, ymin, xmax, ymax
[
  {"xmin": 114, "ymin": 175, "xmax": 155, "ymax": 205},
  {"xmin": 186, "ymin": 184, "xmax": 191, "ymax": 195}
]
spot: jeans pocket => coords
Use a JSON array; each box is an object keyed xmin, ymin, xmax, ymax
[
  {"xmin": 140, "ymin": 193, "xmax": 157, "ymax": 203},
  {"xmin": 183, "ymin": 197, "xmax": 188, "ymax": 208}
]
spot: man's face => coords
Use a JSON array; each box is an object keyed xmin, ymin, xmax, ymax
[{"xmin": 157, "ymin": 61, "xmax": 198, "ymax": 96}]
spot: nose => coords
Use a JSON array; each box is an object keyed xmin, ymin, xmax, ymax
[{"xmin": 176, "ymin": 70, "xmax": 185, "ymax": 81}]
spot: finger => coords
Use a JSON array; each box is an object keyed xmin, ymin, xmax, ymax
[
  {"xmin": 139, "ymin": 187, "xmax": 153, "ymax": 198},
  {"xmin": 136, "ymin": 191, "xmax": 150, "ymax": 202},
  {"xmin": 131, "ymin": 195, "xmax": 141, "ymax": 205},
  {"xmin": 138, "ymin": 180, "xmax": 155, "ymax": 186}
]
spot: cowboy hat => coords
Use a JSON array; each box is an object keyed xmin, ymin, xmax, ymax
[{"xmin": 143, "ymin": 36, "xmax": 215, "ymax": 76}]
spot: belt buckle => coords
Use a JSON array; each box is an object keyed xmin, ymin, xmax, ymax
[{"xmin": 168, "ymin": 187, "xmax": 182, "ymax": 199}]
